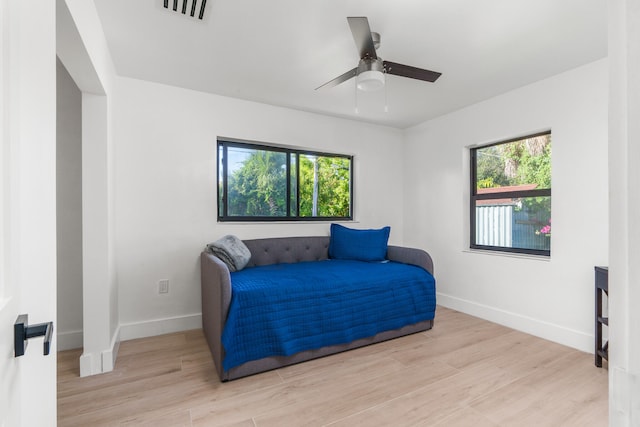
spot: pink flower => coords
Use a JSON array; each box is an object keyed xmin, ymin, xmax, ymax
[{"xmin": 538, "ymin": 218, "xmax": 551, "ymax": 236}]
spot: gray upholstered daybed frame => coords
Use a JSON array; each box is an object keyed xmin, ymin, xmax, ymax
[{"xmin": 201, "ymin": 236, "xmax": 435, "ymax": 382}]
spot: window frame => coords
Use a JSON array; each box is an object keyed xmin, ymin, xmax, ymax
[
  {"xmin": 217, "ymin": 139, "xmax": 354, "ymax": 222},
  {"xmin": 469, "ymin": 131, "xmax": 552, "ymax": 256}
]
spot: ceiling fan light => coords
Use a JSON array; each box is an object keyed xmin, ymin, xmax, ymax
[{"xmin": 356, "ymin": 70, "xmax": 385, "ymax": 91}]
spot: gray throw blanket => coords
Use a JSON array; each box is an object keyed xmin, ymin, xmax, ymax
[{"xmin": 206, "ymin": 235, "xmax": 251, "ymax": 272}]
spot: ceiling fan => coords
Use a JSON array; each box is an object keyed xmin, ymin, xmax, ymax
[{"xmin": 316, "ymin": 17, "xmax": 442, "ymax": 91}]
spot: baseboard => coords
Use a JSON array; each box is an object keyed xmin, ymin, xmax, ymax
[
  {"xmin": 79, "ymin": 326, "xmax": 121, "ymax": 377},
  {"xmin": 101, "ymin": 325, "xmax": 121, "ymax": 372},
  {"xmin": 74, "ymin": 315, "xmax": 200, "ymax": 377},
  {"xmin": 436, "ymin": 292, "xmax": 593, "ymax": 353},
  {"xmin": 57, "ymin": 329, "xmax": 83, "ymax": 351},
  {"xmin": 119, "ymin": 313, "xmax": 202, "ymax": 341}
]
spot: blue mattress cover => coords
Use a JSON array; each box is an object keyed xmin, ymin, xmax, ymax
[{"xmin": 221, "ymin": 259, "xmax": 436, "ymax": 371}]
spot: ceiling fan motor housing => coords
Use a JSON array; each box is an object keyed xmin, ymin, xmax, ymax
[
  {"xmin": 357, "ymin": 58, "xmax": 384, "ymax": 75},
  {"xmin": 356, "ymin": 58, "xmax": 385, "ymax": 91}
]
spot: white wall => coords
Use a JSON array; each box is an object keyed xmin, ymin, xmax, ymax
[
  {"xmin": 113, "ymin": 76, "xmax": 405, "ymax": 337},
  {"xmin": 58, "ymin": 0, "xmax": 119, "ymax": 376},
  {"xmin": 56, "ymin": 57, "xmax": 83, "ymax": 350},
  {"xmin": 403, "ymin": 59, "xmax": 609, "ymax": 352}
]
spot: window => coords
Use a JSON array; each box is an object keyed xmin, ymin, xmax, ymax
[
  {"xmin": 470, "ymin": 131, "xmax": 551, "ymax": 256},
  {"xmin": 218, "ymin": 139, "xmax": 353, "ymax": 221}
]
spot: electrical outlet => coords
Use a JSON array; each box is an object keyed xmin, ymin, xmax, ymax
[{"xmin": 158, "ymin": 279, "xmax": 169, "ymax": 294}]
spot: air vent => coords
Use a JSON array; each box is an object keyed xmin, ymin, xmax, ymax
[{"xmin": 163, "ymin": 0, "xmax": 208, "ymax": 20}]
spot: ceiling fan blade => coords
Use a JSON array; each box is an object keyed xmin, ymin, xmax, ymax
[
  {"xmin": 383, "ymin": 61, "xmax": 442, "ymax": 83},
  {"xmin": 347, "ymin": 17, "xmax": 377, "ymax": 60},
  {"xmin": 315, "ymin": 67, "xmax": 358, "ymax": 90}
]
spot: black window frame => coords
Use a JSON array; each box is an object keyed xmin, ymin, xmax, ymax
[
  {"xmin": 470, "ymin": 131, "xmax": 552, "ymax": 256},
  {"xmin": 217, "ymin": 139, "xmax": 354, "ymax": 222}
]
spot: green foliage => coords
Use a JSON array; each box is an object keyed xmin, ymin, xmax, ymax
[
  {"xmin": 500, "ymin": 138, "xmax": 552, "ymax": 216},
  {"xmin": 298, "ymin": 156, "xmax": 350, "ymax": 217},
  {"xmin": 227, "ymin": 150, "xmax": 287, "ymax": 216},
  {"xmin": 476, "ymin": 135, "xmax": 551, "ymax": 190},
  {"xmin": 477, "ymin": 177, "xmax": 497, "ymax": 189},
  {"xmin": 512, "ymin": 142, "xmax": 551, "ymax": 189},
  {"xmin": 224, "ymin": 148, "xmax": 351, "ymax": 218},
  {"xmin": 476, "ymin": 147, "xmax": 511, "ymax": 188}
]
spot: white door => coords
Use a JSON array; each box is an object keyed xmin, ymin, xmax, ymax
[{"xmin": 0, "ymin": 0, "xmax": 57, "ymax": 426}]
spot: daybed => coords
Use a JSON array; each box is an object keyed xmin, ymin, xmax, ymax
[{"xmin": 201, "ymin": 235, "xmax": 436, "ymax": 381}]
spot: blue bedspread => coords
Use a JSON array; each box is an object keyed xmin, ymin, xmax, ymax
[{"xmin": 221, "ymin": 259, "xmax": 436, "ymax": 371}]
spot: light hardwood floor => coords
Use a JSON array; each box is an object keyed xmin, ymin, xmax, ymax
[{"xmin": 57, "ymin": 307, "xmax": 608, "ymax": 426}]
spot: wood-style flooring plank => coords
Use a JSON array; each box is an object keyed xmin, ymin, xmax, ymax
[{"xmin": 57, "ymin": 306, "xmax": 608, "ymax": 427}]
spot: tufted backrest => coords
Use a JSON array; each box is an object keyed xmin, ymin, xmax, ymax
[{"xmin": 244, "ymin": 236, "xmax": 330, "ymax": 267}]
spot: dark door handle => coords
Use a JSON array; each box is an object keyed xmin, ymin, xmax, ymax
[{"xmin": 14, "ymin": 314, "xmax": 54, "ymax": 357}]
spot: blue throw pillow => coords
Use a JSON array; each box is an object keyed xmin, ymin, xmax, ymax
[{"xmin": 329, "ymin": 224, "xmax": 391, "ymax": 262}]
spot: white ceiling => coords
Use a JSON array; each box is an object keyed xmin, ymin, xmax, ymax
[{"xmin": 93, "ymin": 0, "xmax": 607, "ymax": 129}]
